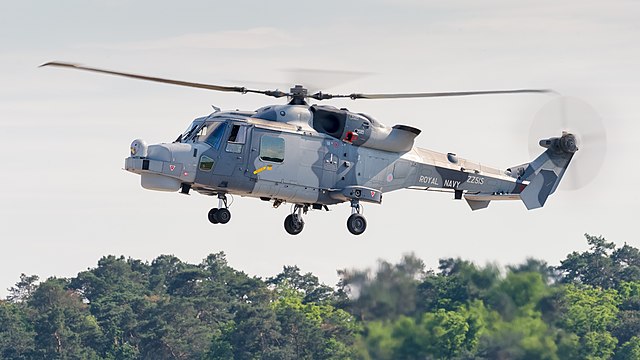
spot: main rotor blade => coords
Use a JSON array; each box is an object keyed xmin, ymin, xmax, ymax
[
  {"xmin": 39, "ymin": 62, "xmax": 288, "ymax": 97},
  {"xmin": 328, "ymin": 89, "xmax": 554, "ymax": 100}
]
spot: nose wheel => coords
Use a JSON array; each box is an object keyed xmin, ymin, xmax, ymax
[
  {"xmin": 208, "ymin": 194, "xmax": 231, "ymax": 225},
  {"xmin": 347, "ymin": 200, "xmax": 367, "ymax": 235},
  {"xmin": 284, "ymin": 204, "xmax": 307, "ymax": 235},
  {"xmin": 208, "ymin": 208, "xmax": 220, "ymax": 224}
]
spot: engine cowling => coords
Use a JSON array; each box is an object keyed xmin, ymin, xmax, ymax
[{"xmin": 310, "ymin": 105, "xmax": 421, "ymax": 153}]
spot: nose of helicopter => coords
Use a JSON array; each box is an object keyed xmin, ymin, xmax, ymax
[{"xmin": 125, "ymin": 140, "xmax": 197, "ymax": 192}]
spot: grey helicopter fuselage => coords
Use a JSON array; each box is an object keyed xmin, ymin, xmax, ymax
[
  {"xmin": 41, "ymin": 61, "xmax": 575, "ymax": 235},
  {"xmin": 125, "ymin": 102, "xmax": 577, "ymax": 235}
]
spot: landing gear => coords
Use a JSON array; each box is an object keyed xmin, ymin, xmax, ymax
[
  {"xmin": 208, "ymin": 208, "xmax": 220, "ymax": 224},
  {"xmin": 284, "ymin": 214, "xmax": 304, "ymax": 235},
  {"xmin": 284, "ymin": 204, "xmax": 307, "ymax": 235},
  {"xmin": 347, "ymin": 200, "xmax": 367, "ymax": 235},
  {"xmin": 215, "ymin": 208, "xmax": 231, "ymax": 224},
  {"xmin": 208, "ymin": 194, "xmax": 231, "ymax": 225},
  {"xmin": 347, "ymin": 214, "xmax": 367, "ymax": 235}
]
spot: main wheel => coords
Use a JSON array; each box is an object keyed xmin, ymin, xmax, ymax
[
  {"xmin": 284, "ymin": 214, "xmax": 304, "ymax": 235},
  {"xmin": 215, "ymin": 208, "xmax": 231, "ymax": 224},
  {"xmin": 347, "ymin": 214, "xmax": 367, "ymax": 235},
  {"xmin": 208, "ymin": 208, "xmax": 219, "ymax": 224}
]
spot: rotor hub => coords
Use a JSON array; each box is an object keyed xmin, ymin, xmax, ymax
[
  {"xmin": 560, "ymin": 133, "xmax": 579, "ymax": 154},
  {"xmin": 288, "ymin": 85, "xmax": 308, "ymax": 105}
]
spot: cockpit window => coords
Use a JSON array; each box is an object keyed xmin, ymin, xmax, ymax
[
  {"xmin": 181, "ymin": 121, "xmax": 204, "ymax": 142},
  {"xmin": 203, "ymin": 122, "xmax": 227, "ymax": 149},
  {"xmin": 226, "ymin": 125, "xmax": 248, "ymax": 153}
]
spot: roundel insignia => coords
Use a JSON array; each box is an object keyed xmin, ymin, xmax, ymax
[
  {"xmin": 169, "ymin": 164, "xmax": 176, "ymax": 171},
  {"xmin": 386, "ymin": 173, "xmax": 394, "ymax": 182}
]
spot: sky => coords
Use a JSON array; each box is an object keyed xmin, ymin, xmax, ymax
[{"xmin": 1, "ymin": 0, "xmax": 639, "ymax": 296}]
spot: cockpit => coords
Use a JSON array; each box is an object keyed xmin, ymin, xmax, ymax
[
  {"xmin": 179, "ymin": 118, "xmax": 206, "ymax": 142},
  {"xmin": 180, "ymin": 120, "xmax": 226, "ymax": 145},
  {"xmin": 179, "ymin": 110, "xmax": 256, "ymax": 144},
  {"xmin": 199, "ymin": 122, "xmax": 228, "ymax": 148},
  {"xmin": 178, "ymin": 115, "xmax": 250, "ymax": 155}
]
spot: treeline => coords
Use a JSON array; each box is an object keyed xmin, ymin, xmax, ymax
[{"xmin": 1, "ymin": 234, "xmax": 640, "ymax": 359}]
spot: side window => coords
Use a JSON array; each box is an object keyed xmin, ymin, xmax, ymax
[
  {"xmin": 259, "ymin": 136, "xmax": 285, "ymax": 163},
  {"xmin": 226, "ymin": 125, "xmax": 247, "ymax": 153},
  {"xmin": 205, "ymin": 123, "xmax": 227, "ymax": 149},
  {"xmin": 199, "ymin": 155, "xmax": 214, "ymax": 171}
]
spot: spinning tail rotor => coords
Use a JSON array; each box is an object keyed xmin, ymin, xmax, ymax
[{"xmin": 528, "ymin": 97, "xmax": 607, "ymax": 190}]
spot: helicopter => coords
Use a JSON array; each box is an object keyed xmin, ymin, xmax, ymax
[{"xmin": 41, "ymin": 62, "xmax": 601, "ymax": 235}]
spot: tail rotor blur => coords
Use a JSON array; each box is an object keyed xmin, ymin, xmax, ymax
[{"xmin": 528, "ymin": 97, "xmax": 607, "ymax": 190}]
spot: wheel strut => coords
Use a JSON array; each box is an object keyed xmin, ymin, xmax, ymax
[
  {"xmin": 347, "ymin": 200, "xmax": 367, "ymax": 235},
  {"xmin": 284, "ymin": 204, "xmax": 308, "ymax": 235}
]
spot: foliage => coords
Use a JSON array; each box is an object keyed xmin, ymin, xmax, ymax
[
  {"xmin": 0, "ymin": 300, "xmax": 35, "ymax": 359},
  {"xmin": 337, "ymin": 253, "xmax": 425, "ymax": 321},
  {"xmin": 559, "ymin": 234, "xmax": 640, "ymax": 288},
  {"xmin": 2, "ymin": 233, "xmax": 639, "ymax": 359}
]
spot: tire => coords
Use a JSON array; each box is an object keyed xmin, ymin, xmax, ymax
[
  {"xmin": 208, "ymin": 208, "xmax": 219, "ymax": 224},
  {"xmin": 215, "ymin": 208, "xmax": 231, "ymax": 224},
  {"xmin": 284, "ymin": 214, "xmax": 304, "ymax": 235},
  {"xmin": 347, "ymin": 214, "xmax": 367, "ymax": 235}
]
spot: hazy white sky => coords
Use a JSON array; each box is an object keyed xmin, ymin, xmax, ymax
[{"xmin": 1, "ymin": 0, "xmax": 638, "ymax": 296}]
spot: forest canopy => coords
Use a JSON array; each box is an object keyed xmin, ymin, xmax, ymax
[{"xmin": 2, "ymin": 234, "xmax": 640, "ymax": 360}]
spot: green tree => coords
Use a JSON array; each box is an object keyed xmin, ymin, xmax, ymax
[
  {"xmin": 560, "ymin": 284, "xmax": 620, "ymax": 359},
  {"xmin": 29, "ymin": 278, "xmax": 102, "ymax": 359},
  {"xmin": 268, "ymin": 265, "xmax": 335, "ymax": 304},
  {"xmin": 417, "ymin": 258, "xmax": 500, "ymax": 313},
  {"xmin": 0, "ymin": 300, "xmax": 35, "ymax": 359},
  {"xmin": 7, "ymin": 273, "xmax": 40, "ymax": 303},
  {"xmin": 612, "ymin": 281, "xmax": 640, "ymax": 346},
  {"xmin": 137, "ymin": 296, "xmax": 213, "ymax": 360},
  {"xmin": 508, "ymin": 258, "xmax": 559, "ymax": 284},
  {"xmin": 70, "ymin": 255, "xmax": 151, "ymax": 358},
  {"xmin": 487, "ymin": 271, "xmax": 548, "ymax": 321},
  {"xmin": 214, "ymin": 302, "xmax": 287, "ymax": 360},
  {"xmin": 478, "ymin": 314, "xmax": 560, "ymax": 360},
  {"xmin": 559, "ymin": 234, "xmax": 640, "ymax": 289},
  {"xmin": 4, "ymin": 236, "xmax": 640, "ymax": 359},
  {"xmin": 357, "ymin": 320, "xmax": 397, "ymax": 360},
  {"xmin": 272, "ymin": 285, "xmax": 357, "ymax": 359},
  {"xmin": 338, "ymin": 253, "xmax": 425, "ymax": 321},
  {"xmin": 615, "ymin": 337, "xmax": 640, "ymax": 360},
  {"xmin": 359, "ymin": 301, "xmax": 487, "ymax": 359},
  {"xmin": 418, "ymin": 308, "xmax": 479, "ymax": 358}
]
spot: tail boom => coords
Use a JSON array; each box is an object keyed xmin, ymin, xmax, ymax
[{"xmin": 402, "ymin": 133, "xmax": 576, "ymax": 211}]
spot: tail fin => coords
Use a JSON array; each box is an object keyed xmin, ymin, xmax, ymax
[{"xmin": 517, "ymin": 133, "xmax": 576, "ymax": 209}]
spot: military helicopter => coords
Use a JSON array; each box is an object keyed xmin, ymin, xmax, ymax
[{"xmin": 41, "ymin": 62, "xmax": 605, "ymax": 235}]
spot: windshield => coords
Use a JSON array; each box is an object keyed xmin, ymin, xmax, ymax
[
  {"xmin": 181, "ymin": 119, "xmax": 205, "ymax": 142},
  {"xmin": 180, "ymin": 120, "xmax": 228, "ymax": 146},
  {"xmin": 201, "ymin": 122, "xmax": 228, "ymax": 149},
  {"xmin": 195, "ymin": 121, "xmax": 224, "ymax": 142}
]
